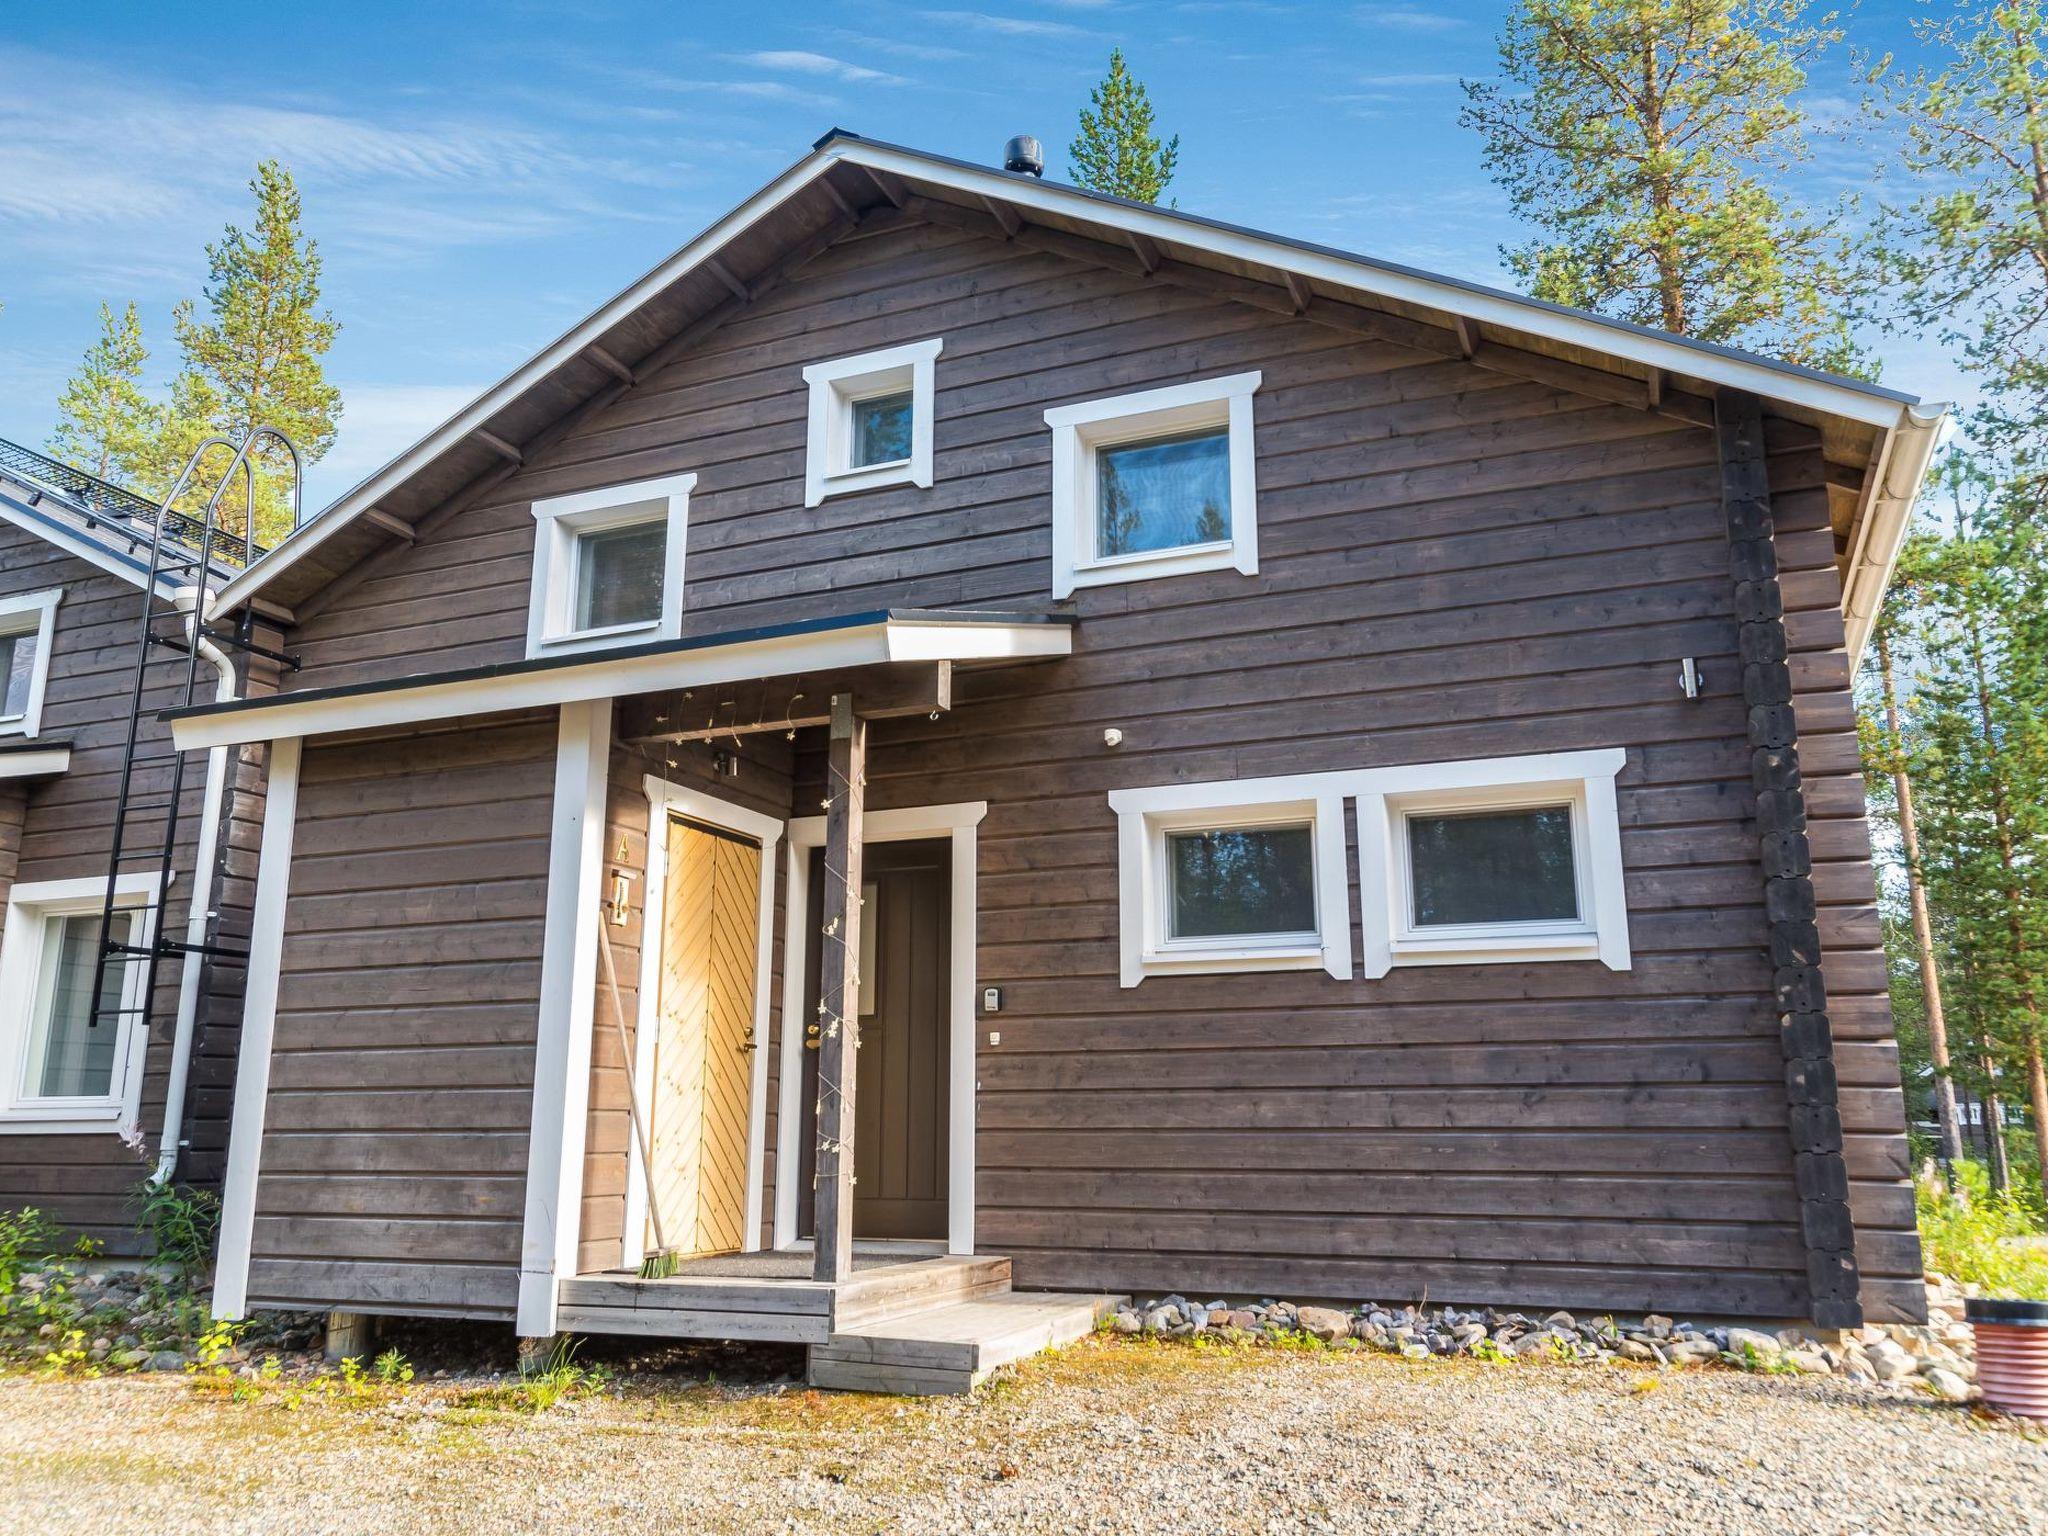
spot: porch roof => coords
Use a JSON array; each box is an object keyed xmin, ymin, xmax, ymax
[
  {"xmin": 162, "ymin": 607, "xmax": 1074, "ymax": 751},
  {"xmin": 0, "ymin": 740, "xmax": 71, "ymax": 779}
]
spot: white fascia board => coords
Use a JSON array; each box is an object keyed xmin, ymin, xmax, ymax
[
  {"xmin": 833, "ymin": 141, "xmax": 1920, "ymax": 435},
  {"xmin": 1841, "ymin": 404, "xmax": 1953, "ymax": 665},
  {"xmin": 212, "ymin": 149, "xmax": 843, "ymax": 613},
  {"xmin": 0, "ymin": 748, "xmax": 70, "ymax": 779},
  {"xmin": 0, "ymin": 493, "xmax": 176, "ymax": 597},
  {"xmin": 169, "ymin": 618, "xmax": 1071, "ymax": 751}
]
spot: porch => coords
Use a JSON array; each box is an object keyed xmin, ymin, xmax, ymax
[{"xmin": 557, "ymin": 1243, "xmax": 1122, "ymax": 1394}]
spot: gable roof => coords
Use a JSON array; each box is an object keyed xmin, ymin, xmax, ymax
[
  {"xmin": 0, "ymin": 436, "xmax": 256, "ymax": 595},
  {"xmin": 212, "ymin": 131, "xmax": 1950, "ymax": 660}
]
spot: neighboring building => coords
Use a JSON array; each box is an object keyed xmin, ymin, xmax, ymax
[
  {"xmin": 0, "ymin": 440, "xmax": 273, "ymax": 1253},
  {"xmin": 68, "ymin": 133, "xmax": 1948, "ymax": 1371}
]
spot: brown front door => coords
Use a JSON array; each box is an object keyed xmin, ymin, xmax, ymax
[{"xmin": 799, "ymin": 838, "xmax": 950, "ymax": 1241}]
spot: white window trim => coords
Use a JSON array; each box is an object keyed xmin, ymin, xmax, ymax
[
  {"xmin": 1046, "ymin": 372, "xmax": 1261, "ymax": 599},
  {"xmin": 525, "ymin": 474, "xmax": 695, "ymax": 659},
  {"xmin": 0, "ymin": 871, "xmax": 163, "ymax": 1135},
  {"xmin": 0, "ymin": 588, "xmax": 63, "ymax": 740},
  {"xmin": 1108, "ymin": 776, "xmax": 1350, "ymax": 987},
  {"xmin": 1107, "ymin": 749, "xmax": 1631, "ymax": 986},
  {"xmin": 1354, "ymin": 749, "xmax": 1630, "ymax": 977},
  {"xmin": 802, "ymin": 337, "xmax": 942, "ymax": 507}
]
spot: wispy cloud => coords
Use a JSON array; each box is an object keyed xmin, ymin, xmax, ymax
[
  {"xmin": 918, "ymin": 9, "xmax": 1097, "ymax": 38},
  {"xmin": 812, "ymin": 28, "xmax": 970, "ymax": 61},
  {"xmin": 1354, "ymin": 7, "xmax": 1467, "ymax": 31},
  {"xmin": 736, "ymin": 49, "xmax": 909, "ymax": 85}
]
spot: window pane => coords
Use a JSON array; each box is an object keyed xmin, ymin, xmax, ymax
[
  {"xmin": 1, "ymin": 631, "xmax": 34, "ymax": 718},
  {"xmin": 36, "ymin": 914, "xmax": 126, "ymax": 1098},
  {"xmin": 851, "ymin": 391, "xmax": 913, "ymax": 467},
  {"xmin": 1168, "ymin": 824, "xmax": 1315, "ymax": 939},
  {"xmin": 1096, "ymin": 429, "xmax": 1230, "ymax": 558},
  {"xmin": 574, "ymin": 522, "xmax": 666, "ymax": 631},
  {"xmin": 1409, "ymin": 806, "xmax": 1578, "ymax": 927}
]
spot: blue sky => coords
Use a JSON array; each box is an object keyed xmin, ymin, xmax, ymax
[{"xmin": 0, "ymin": 0, "xmax": 1971, "ymax": 508}]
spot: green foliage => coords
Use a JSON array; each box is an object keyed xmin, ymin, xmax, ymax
[
  {"xmin": 1917, "ymin": 1162, "xmax": 2048, "ymax": 1296},
  {"xmin": 131, "ymin": 1179, "xmax": 220, "ymax": 1284},
  {"xmin": 487, "ymin": 1337, "xmax": 611, "ymax": 1413},
  {"xmin": 374, "ymin": 1347, "xmax": 415, "ymax": 1385},
  {"xmin": 0, "ymin": 1207, "xmax": 63, "ymax": 1295},
  {"xmin": 46, "ymin": 302, "xmax": 161, "ymax": 484},
  {"xmin": 1461, "ymin": 0, "xmax": 1865, "ymax": 370},
  {"xmin": 1069, "ymin": 49, "xmax": 1180, "ymax": 204}
]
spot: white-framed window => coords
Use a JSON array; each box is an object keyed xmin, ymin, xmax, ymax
[
  {"xmin": 0, "ymin": 588, "xmax": 62, "ymax": 740},
  {"xmin": 0, "ymin": 872, "xmax": 161, "ymax": 1135},
  {"xmin": 1045, "ymin": 372, "xmax": 1261, "ymax": 599},
  {"xmin": 526, "ymin": 473, "xmax": 695, "ymax": 658},
  {"xmin": 801, "ymin": 337, "xmax": 942, "ymax": 507},
  {"xmin": 1107, "ymin": 775, "xmax": 1351, "ymax": 987},
  {"xmin": 1355, "ymin": 749, "xmax": 1630, "ymax": 976}
]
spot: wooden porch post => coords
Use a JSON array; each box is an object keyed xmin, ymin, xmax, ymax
[{"xmin": 813, "ymin": 694, "xmax": 866, "ymax": 1282}]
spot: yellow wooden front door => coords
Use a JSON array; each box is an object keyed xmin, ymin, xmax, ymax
[{"xmin": 648, "ymin": 816, "xmax": 761, "ymax": 1257}]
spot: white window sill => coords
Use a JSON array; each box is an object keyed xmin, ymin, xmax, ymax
[
  {"xmin": 1386, "ymin": 931, "xmax": 1604, "ymax": 968},
  {"xmin": 814, "ymin": 457, "xmax": 923, "ymax": 503},
  {"xmin": 0, "ymin": 1106, "xmax": 130, "ymax": 1135},
  {"xmin": 1068, "ymin": 539, "xmax": 1248, "ymax": 592},
  {"xmin": 531, "ymin": 618, "xmax": 665, "ymax": 656},
  {"xmin": 1133, "ymin": 942, "xmax": 1331, "ymax": 980}
]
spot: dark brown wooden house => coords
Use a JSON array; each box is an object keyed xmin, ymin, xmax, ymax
[
  {"xmin": 0, "ymin": 442, "xmax": 272, "ymax": 1252},
  {"xmin": 154, "ymin": 134, "xmax": 1945, "ymax": 1383}
]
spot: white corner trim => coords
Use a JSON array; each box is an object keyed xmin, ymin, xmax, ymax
[
  {"xmin": 0, "ymin": 588, "xmax": 64, "ymax": 741},
  {"xmin": 1046, "ymin": 373, "xmax": 1260, "ymax": 599},
  {"xmin": 212, "ymin": 735, "xmax": 303, "ymax": 1320},
  {"xmin": 517, "ymin": 698, "xmax": 612, "ymax": 1336},
  {"xmin": 526, "ymin": 473, "xmax": 695, "ymax": 659},
  {"xmin": 0, "ymin": 869, "xmax": 164, "ymax": 1138},
  {"xmin": 628, "ymin": 773, "xmax": 783, "ymax": 1265},
  {"xmin": 1107, "ymin": 779, "xmax": 1349, "ymax": 988},
  {"xmin": 776, "ymin": 800, "xmax": 984, "ymax": 1255},
  {"xmin": 802, "ymin": 337, "xmax": 942, "ymax": 507}
]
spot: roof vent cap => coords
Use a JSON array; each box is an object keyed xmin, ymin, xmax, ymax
[{"xmin": 1002, "ymin": 135, "xmax": 1044, "ymax": 177}]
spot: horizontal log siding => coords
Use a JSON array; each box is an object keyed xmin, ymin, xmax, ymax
[
  {"xmin": 0, "ymin": 520, "xmax": 253, "ymax": 1251},
  {"xmin": 576, "ymin": 737, "xmax": 795, "ymax": 1274},
  {"xmin": 280, "ymin": 218, "xmax": 1916, "ymax": 1319},
  {"xmin": 245, "ymin": 714, "xmax": 554, "ymax": 1319},
  {"xmin": 1767, "ymin": 423, "xmax": 1924, "ymax": 1322}
]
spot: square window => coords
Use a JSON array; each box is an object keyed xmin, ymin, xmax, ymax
[
  {"xmin": 1167, "ymin": 824, "xmax": 1315, "ymax": 939},
  {"xmin": 526, "ymin": 475, "xmax": 694, "ymax": 658},
  {"xmin": 852, "ymin": 391, "xmax": 914, "ymax": 469},
  {"xmin": 0, "ymin": 589, "xmax": 60, "ymax": 738},
  {"xmin": 574, "ymin": 521, "xmax": 667, "ymax": 632},
  {"xmin": 1096, "ymin": 429, "xmax": 1231, "ymax": 559},
  {"xmin": 1107, "ymin": 784, "xmax": 1350, "ymax": 986},
  {"xmin": 1407, "ymin": 806, "xmax": 1579, "ymax": 927},
  {"xmin": 0, "ymin": 873, "xmax": 159, "ymax": 1133},
  {"xmin": 1046, "ymin": 373, "xmax": 1261, "ymax": 598},
  {"xmin": 803, "ymin": 339, "xmax": 942, "ymax": 506}
]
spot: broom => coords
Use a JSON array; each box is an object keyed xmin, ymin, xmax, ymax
[{"xmin": 597, "ymin": 915, "xmax": 680, "ymax": 1279}]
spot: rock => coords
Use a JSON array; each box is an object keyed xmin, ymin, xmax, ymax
[
  {"xmin": 1296, "ymin": 1306, "xmax": 1352, "ymax": 1343},
  {"xmin": 1544, "ymin": 1310, "xmax": 1576, "ymax": 1329},
  {"xmin": 1725, "ymin": 1328, "xmax": 1781, "ymax": 1360},
  {"xmin": 1667, "ymin": 1339, "xmax": 1720, "ymax": 1363},
  {"xmin": 111, "ymin": 1348, "xmax": 150, "ymax": 1369},
  {"xmin": 1451, "ymin": 1323, "xmax": 1489, "ymax": 1349},
  {"xmin": 1616, "ymin": 1340, "xmax": 1657, "ymax": 1363},
  {"xmin": 1924, "ymin": 1368, "xmax": 1972, "ymax": 1402},
  {"xmin": 149, "ymin": 1350, "xmax": 185, "ymax": 1372},
  {"xmin": 1784, "ymin": 1349, "xmax": 1833, "ymax": 1374},
  {"xmin": 1142, "ymin": 1307, "xmax": 1176, "ymax": 1334},
  {"xmin": 1187, "ymin": 1305, "xmax": 1210, "ymax": 1332},
  {"xmin": 1110, "ymin": 1309, "xmax": 1142, "ymax": 1336},
  {"xmin": 1399, "ymin": 1342, "xmax": 1431, "ymax": 1361}
]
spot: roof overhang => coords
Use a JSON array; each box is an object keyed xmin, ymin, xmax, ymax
[
  {"xmin": 0, "ymin": 742, "xmax": 71, "ymax": 779},
  {"xmin": 0, "ymin": 486, "xmax": 186, "ymax": 599},
  {"xmin": 166, "ymin": 609, "xmax": 1073, "ymax": 751},
  {"xmin": 206, "ymin": 132, "xmax": 1950, "ymax": 658}
]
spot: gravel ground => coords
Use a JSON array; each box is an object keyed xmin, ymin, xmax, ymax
[{"xmin": 0, "ymin": 1336, "xmax": 2044, "ymax": 1535}]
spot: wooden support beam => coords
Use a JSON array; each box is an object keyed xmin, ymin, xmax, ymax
[
  {"xmin": 474, "ymin": 428, "xmax": 524, "ymax": 464},
  {"xmin": 818, "ymin": 174, "xmax": 859, "ymax": 221},
  {"xmin": 862, "ymin": 164, "xmax": 910, "ymax": 210},
  {"xmin": 812, "ymin": 694, "xmax": 866, "ymax": 1284},
  {"xmin": 1645, "ymin": 368, "xmax": 1665, "ymax": 409},
  {"xmin": 361, "ymin": 508, "xmax": 417, "ymax": 543},
  {"xmin": 981, "ymin": 195, "xmax": 1022, "ymax": 239},
  {"xmin": 1823, "ymin": 460, "xmax": 1866, "ymax": 496},
  {"xmin": 1128, "ymin": 230, "xmax": 1163, "ymax": 275},
  {"xmin": 1284, "ymin": 271, "xmax": 1314, "ymax": 316},
  {"xmin": 620, "ymin": 662, "xmax": 952, "ymax": 746},
  {"xmin": 1453, "ymin": 315, "xmax": 1479, "ymax": 359},
  {"xmin": 585, "ymin": 344, "xmax": 635, "ymax": 385},
  {"xmin": 706, "ymin": 257, "xmax": 751, "ymax": 302}
]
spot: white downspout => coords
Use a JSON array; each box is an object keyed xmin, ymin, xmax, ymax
[{"xmin": 152, "ymin": 588, "xmax": 238, "ymax": 1185}]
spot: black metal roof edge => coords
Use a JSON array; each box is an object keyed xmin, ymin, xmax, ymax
[
  {"xmin": 162, "ymin": 606, "xmax": 1076, "ymax": 724},
  {"xmin": 0, "ymin": 482, "xmax": 241, "ymax": 587},
  {"xmin": 823, "ymin": 130, "xmax": 1921, "ymax": 410}
]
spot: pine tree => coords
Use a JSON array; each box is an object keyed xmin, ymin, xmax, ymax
[
  {"xmin": 46, "ymin": 302, "xmax": 160, "ymax": 485},
  {"xmin": 159, "ymin": 160, "xmax": 340, "ymax": 546},
  {"xmin": 1070, "ymin": 49, "xmax": 1180, "ymax": 204},
  {"xmin": 1460, "ymin": 0, "xmax": 1865, "ymax": 371}
]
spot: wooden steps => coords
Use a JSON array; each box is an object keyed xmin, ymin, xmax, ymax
[{"xmin": 807, "ymin": 1290, "xmax": 1125, "ymax": 1395}]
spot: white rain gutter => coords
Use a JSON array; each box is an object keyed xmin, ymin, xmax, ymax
[
  {"xmin": 152, "ymin": 588, "xmax": 238, "ymax": 1186},
  {"xmin": 1841, "ymin": 402, "xmax": 1954, "ymax": 665}
]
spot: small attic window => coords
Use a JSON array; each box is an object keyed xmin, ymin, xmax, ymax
[
  {"xmin": 526, "ymin": 474, "xmax": 694, "ymax": 659},
  {"xmin": 0, "ymin": 589, "xmax": 61, "ymax": 740},
  {"xmin": 802, "ymin": 338, "xmax": 942, "ymax": 506}
]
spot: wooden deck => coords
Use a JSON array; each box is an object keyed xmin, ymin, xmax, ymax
[{"xmin": 554, "ymin": 1244, "xmax": 1123, "ymax": 1392}]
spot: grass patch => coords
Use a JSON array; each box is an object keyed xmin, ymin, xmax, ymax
[{"xmin": 1918, "ymin": 1165, "xmax": 2048, "ymax": 1298}]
